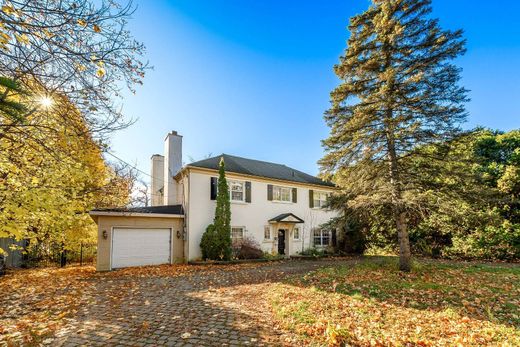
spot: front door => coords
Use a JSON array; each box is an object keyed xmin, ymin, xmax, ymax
[{"xmin": 278, "ymin": 229, "xmax": 286, "ymax": 255}]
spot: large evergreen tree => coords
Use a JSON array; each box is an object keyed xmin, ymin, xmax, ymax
[{"xmin": 320, "ymin": 0, "xmax": 468, "ymax": 271}]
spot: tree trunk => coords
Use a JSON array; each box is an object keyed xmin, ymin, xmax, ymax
[
  {"xmin": 382, "ymin": 41, "xmax": 412, "ymax": 272},
  {"xmin": 396, "ymin": 211, "xmax": 411, "ymax": 271},
  {"xmin": 384, "ymin": 105, "xmax": 412, "ymax": 271}
]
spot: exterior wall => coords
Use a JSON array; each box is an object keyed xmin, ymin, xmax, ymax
[
  {"xmin": 95, "ymin": 216, "xmax": 184, "ymax": 271},
  {"xmin": 186, "ymin": 169, "xmax": 337, "ymax": 260}
]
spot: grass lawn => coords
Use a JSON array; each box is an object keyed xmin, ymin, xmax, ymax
[{"xmin": 268, "ymin": 256, "xmax": 520, "ymax": 346}]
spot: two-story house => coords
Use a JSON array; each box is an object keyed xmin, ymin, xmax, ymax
[{"xmin": 90, "ymin": 131, "xmax": 337, "ymax": 271}]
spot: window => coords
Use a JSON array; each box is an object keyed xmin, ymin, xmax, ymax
[
  {"xmin": 313, "ymin": 191, "xmax": 329, "ymax": 208},
  {"xmin": 229, "ymin": 181, "xmax": 244, "ymax": 202},
  {"xmin": 264, "ymin": 225, "xmax": 271, "ymax": 240},
  {"xmin": 313, "ymin": 228, "xmax": 330, "ymax": 247},
  {"xmin": 231, "ymin": 227, "xmax": 244, "ymax": 240},
  {"xmin": 293, "ymin": 227, "xmax": 300, "ymax": 240},
  {"xmin": 273, "ymin": 185, "xmax": 292, "ymax": 202}
]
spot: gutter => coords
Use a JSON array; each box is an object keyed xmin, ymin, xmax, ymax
[{"xmin": 88, "ymin": 211, "xmax": 185, "ymax": 219}]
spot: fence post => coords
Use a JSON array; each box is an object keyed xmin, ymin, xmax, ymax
[{"xmin": 60, "ymin": 242, "xmax": 66, "ymax": 268}]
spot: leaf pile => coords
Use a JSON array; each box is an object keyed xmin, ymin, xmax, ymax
[
  {"xmin": 0, "ymin": 266, "xmax": 97, "ymax": 345},
  {"xmin": 268, "ymin": 257, "xmax": 520, "ymax": 346}
]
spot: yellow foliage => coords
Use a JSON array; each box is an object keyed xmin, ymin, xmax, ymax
[{"xmin": 0, "ymin": 79, "xmax": 132, "ymax": 252}]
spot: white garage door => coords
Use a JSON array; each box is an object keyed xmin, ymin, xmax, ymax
[{"xmin": 112, "ymin": 228, "xmax": 171, "ymax": 269}]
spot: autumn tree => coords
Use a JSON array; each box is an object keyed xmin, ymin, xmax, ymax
[
  {"xmin": 320, "ymin": 0, "xmax": 468, "ymax": 271},
  {"xmin": 0, "ymin": 82, "xmax": 133, "ymax": 259},
  {"xmin": 0, "ymin": 0, "xmax": 146, "ymax": 137}
]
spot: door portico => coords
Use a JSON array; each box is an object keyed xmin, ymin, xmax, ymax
[{"xmin": 269, "ymin": 213, "xmax": 304, "ymax": 257}]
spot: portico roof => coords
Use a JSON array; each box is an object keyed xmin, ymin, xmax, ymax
[{"xmin": 269, "ymin": 213, "xmax": 304, "ymax": 224}]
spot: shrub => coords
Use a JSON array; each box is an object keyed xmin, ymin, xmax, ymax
[
  {"xmin": 299, "ymin": 247, "xmax": 326, "ymax": 257},
  {"xmin": 200, "ymin": 224, "xmax": 218, "ymax": 260},
  {"xmin": 232, "ymin": 236, "xmax": 263, "ymax": 260}
]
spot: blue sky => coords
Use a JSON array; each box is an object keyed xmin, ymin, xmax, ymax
[{"xmin": 112, "ymin": 0, "xmax": 520, "ymax": 180}]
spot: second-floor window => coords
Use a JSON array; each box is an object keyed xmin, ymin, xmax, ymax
[
  {"xmin": 313, "ymin": 191, "xmax": 329, "ymax": 208},
  {"xmin": 273, "ymin": 185, "xmax": 292, "ymax": 202},
  {"xmin": 229, "ymin": 181, "xmax": 244, "ymax": 202}
]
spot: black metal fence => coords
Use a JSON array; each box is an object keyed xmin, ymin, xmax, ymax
[{"xmin": 0, "ymin": 239, "xmax": 96, "ymax": 269}]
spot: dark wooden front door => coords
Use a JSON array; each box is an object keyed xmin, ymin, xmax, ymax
[{"xmin": 278, "ymin": 229, "xmax": 286, "ymax": 255}]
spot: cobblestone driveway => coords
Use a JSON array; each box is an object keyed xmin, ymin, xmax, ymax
[{"xmin": 53, "ymin": 259, "xmax": 353, "ymax": 347}]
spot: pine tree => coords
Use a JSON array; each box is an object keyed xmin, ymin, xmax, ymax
[{"xmin": 320, "ymin": 0, "xmax": 468, "ymax": 271}]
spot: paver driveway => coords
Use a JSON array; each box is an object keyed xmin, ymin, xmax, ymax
[{"xmin": 51, "ymin": 259, "xmax": 355, "ymax": 347}]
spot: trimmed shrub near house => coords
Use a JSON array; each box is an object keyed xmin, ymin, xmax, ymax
[{"xmin": 232, "ymin": 237, "xmax": 263, "ymax": 260}]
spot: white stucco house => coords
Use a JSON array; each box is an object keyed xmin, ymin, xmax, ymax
[{"xmin": 90, "ymin": 131, "xmax": 337, "ymax": 271}]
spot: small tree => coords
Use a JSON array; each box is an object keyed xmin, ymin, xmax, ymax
[{"xmin": 200, "ymin": 157, "xmax": 232, "ymax": 260}]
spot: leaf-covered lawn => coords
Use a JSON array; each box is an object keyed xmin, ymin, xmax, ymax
[{"xmin": 268, "ymin": 257, "xmax": 520, "ymax": 346}]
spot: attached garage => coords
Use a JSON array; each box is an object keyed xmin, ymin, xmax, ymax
[
  {"xmin": 89, "ymin": 205, "xmax": 185, "ymax": 271},
  {"xmin": 112, "ymin": 228, "xmax": 172, "ymax": 269}
]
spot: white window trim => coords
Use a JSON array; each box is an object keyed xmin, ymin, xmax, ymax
[
  {"xmin": 312, "ymin": 228, "xmax": 331, "ymax": 247},
  {"xmin": 272, "ymin": 185, "xmax": 293, "ymax": 203},
  {"xmin": 231, "ymin": 226, "xmax": 245, "ymax": 240},
  {"xmin": 229, "ymin": 180, "xmax": 245, "ymax": 202}
]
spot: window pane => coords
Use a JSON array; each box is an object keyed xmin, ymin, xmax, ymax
[
  {"xmin": 273, "ymin": 186, "xmax": 281, "ymax": 201},
  {"xmin": 322, "ymin": 230, "xmax": 330, "ymax": 245},
  {"xmin": 281, "ymin": 187, "xmax": 291, "ymax": 201},
  {"xmin": 231, "ymin": 191, "xmax": 243, "ymax": 201},
  {"xmin": 293, "ymin": 227, "xmax": 300, "ymax": 240},
  {"xmin": 229, "ymin": 181, "xmax": 244, "ymax": 201},
  {"xmin": 312, "ymin": 228, "xmax": 321, "ymax": 246},
  {"xmin": 264, "ymin": 226, "xmax": 270, "ymax": 239},
  {"xmin": 231, "ymin": 227, "xmax": 244, "ymax": 239}
]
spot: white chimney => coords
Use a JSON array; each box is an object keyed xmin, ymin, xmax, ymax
[
  {"xmin": 163, "ymin": 131, "xmax": 182, "ymax": 205},
  {"xmin": 150, "ymin": 154, "xmax": 164, "ymax": 206}
]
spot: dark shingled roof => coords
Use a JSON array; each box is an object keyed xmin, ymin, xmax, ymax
[
  {"xmin": 189, "ymin": 154, "xmax": 334, "ymax": 187},
  {"xmin": 269, "ymin": 213, "xmax": 305, "ymax": 223},
  {"xmin": 91, "ymin": 204, "xmax": 184, "ymax": 215}
]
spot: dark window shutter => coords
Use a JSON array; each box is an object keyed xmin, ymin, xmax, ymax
[
  {"xmin": 245, "ymin": 181, "xmax": 252, "ymax": 203},
  {"xmin": 210, "ymin": 177, "xmax": 217, "ymax": 200},
  {"xmin": 292, "ymin": 188, "xmax": 297, "ymax": 203},
  {"xmin": 267, "ymin": 184, "xmax": 273, "ymax": 201},
  {"xmin": 309, "ymin": 189, "xmax": 314, "ymax": 208}
]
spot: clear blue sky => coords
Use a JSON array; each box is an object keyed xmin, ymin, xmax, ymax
[{"xmin": 112, "ymin": 0, "xmax": 520, "ymax": 180}]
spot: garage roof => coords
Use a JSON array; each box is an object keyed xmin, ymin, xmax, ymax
[
  {"xmin": 90, "ymin": 204, "xmax": 184, "ymax": 217},
  {"xmin": 189, "ymin": 154, "xmax": 335, "ymax": 188}
]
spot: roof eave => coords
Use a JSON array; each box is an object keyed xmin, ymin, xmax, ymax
[
  {"xmin": 88, "ymin": 211, "xmax": 184, "ymax": 219},
  {"xmin": 185, "ymin": 165, "xmax": 336, "ymax": 189}
]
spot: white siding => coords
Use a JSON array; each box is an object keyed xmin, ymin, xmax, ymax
[{"xmin": 186, "ymin": 170, "xmax": 337, "ymax": 260}]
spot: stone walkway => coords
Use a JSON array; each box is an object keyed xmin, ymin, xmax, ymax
[{"xmin": 53, "ymin": 259, "xmax": 354, "ymax": 347}]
